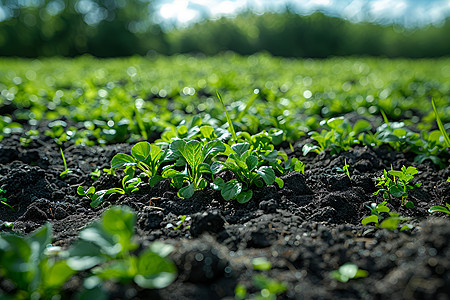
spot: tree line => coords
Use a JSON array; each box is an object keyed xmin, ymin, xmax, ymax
[{"xmin": 0, "ymin": 2, "xmax": 448, "ymax": 58}]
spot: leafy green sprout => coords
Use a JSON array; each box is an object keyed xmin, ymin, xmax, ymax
[
  {"xmin": 0, "ymin": 188, "xmax": 14, "ymax": 211},
  {"xmin": 336, "ymin": 158, "xmax": 350, "ymax": 179},
  {"xmin": 59, "ymin": 148, "xmax": 73, "ymax": 178},
  {"xmin": 166, "ymin": 139, "xmax": 226, "ymax": 199},
  {"xmin": 90, "ymin": 168, "xmax": 101, "ymax": 181},
  {"xmin": 211, "ymin": 142, "xmax": 284, "ymax": 203},
  {"xmin": 216, "ymin": 91, "xmax": 238, "ymax": 142},
  {"xmin": 77, "ymin": 175, "xmax": 141, "ymax": 208},
  {"xmin": 166, "ymin": 215, "xmax": 191, "ymax": 230},
  {"xmin": 431, "ymin": 98, "xmax": 450, "ymax": 148},
  {"xmin": 111, "ymin": 141, "xmax": 170, "ymax": 188},
  {"xmin": 429, "ymin": 203, "xmax": 450, "ymax": 215},
  {"xmin": 361, "ymin": 201, "xmax": 414, "ymax": 231},
  {"xmin": 330, "ymin": 263, "xmax": 368, "ymax": 283},
  {"xmin": 373, "ymin": 165, "xmax": 422, "ymax": 208},
  {"xmin": 235, "ymin": 256, "xmax": 287, "ymax": 300}
]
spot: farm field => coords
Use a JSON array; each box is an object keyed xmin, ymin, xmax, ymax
[{"xmin": 0, "ymin": 55, "xmax": 449, "ymax": 299}]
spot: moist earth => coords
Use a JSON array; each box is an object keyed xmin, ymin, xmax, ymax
[{"xmin": 0, "ymin": 131, "xmax": 449, "ymax": 300}]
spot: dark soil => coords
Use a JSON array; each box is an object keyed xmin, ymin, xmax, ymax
[{"xmin": 1, "ymin": 131, "xmax": 449, "ymax": 300}]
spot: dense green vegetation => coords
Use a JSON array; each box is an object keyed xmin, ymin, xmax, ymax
[
  {"xmin": 1, "ymin": 1, "xmax": 449, "ymax": 58},
  {"xmin": 1, "ymin": 55, "xmax": 449, "ymax": 156}
]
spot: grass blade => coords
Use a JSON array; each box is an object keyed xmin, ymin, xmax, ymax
[
  {"xmin": 217, "ymin": 91, "xmax": 238, "ymax": 142},
  {"xmin": 431, "ymin": 98, "xmax": 450, "ymax": 147}
]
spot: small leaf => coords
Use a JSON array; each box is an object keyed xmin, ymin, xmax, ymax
[
  {"xmin": 211, "ymin": 161, "xmax": 223, "ymax": 175},
  {"xmin": 389, "ymin": 186, "xmax": 404, "ymax": 198},
  {"xmin": 111, "ymin": 153, "xmax": 136, "ymax": 169},
  {"xmin": 379, "ymin": 217, "xmax": 402, "ymax": 230},
  {"xmin": 211, "ymin": 178, "xmax": 225, "ymax": 190},
  {"xmin": 361, "ymin": 215, "xmax": 378, "ymax": 225},
  {"xmin": 231, "ymin": 142, "xmax": 251, "ymax": 156},
  {"xmin": 131, "ymin": 142, "xmax": 151, "ymax": 162},
  {"xmin": 245, "ymin": 155, "xmax": 258, "ymax": 171},
  {"xmin": 236, "ymin": 189, "xmax": 253, "ymax": 203},
  {"xmin": 221, "ymin": 180, "xmax": 242, "ymax": 201},
  {"xmin": 429, "ymin": 205, "xmax": 450, "ymax": 215},
  {"xmin": 274, "ymin": 177, "xmax": 284, "ymax": 189},
  {"xmin": 256, "ymin": 166, "xmax": 276, "ymax": 185},
  {"xmin": 179, "ymin": 183, "xmax": 195, "ymax": 199},
  {"xmin": 405, "ymin": 201, "xmax": 414, "ymax": 208}
]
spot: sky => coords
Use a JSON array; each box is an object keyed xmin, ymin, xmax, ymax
[{"xmin": 154, "ymin": 0, "xmax": 450, "ymax": 29}]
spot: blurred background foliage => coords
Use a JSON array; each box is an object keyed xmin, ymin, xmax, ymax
[{"xmin": 0, "ymin": 1, "xmax": 449, "ymax": 58}]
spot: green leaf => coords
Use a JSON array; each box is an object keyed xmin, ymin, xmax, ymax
[
  {"xmin": 432, "ymin": 98, "xmax": 450, "ymax": 147},
  {"xmin": 217, "ymin": 91, "xmax": 238, "ymax": 142},
  {"xmin": 256, "ymin": 166, "xmax": 275, "ymax": 185},
  {"xmin": 245, "ymin": 155, "xmax": 258, "ymax": 171},
  {"xmin": 102, "ymin": 206, "xmax": 136, "ymax": 249},
  {"xmin": 111, "ymin": 153, "xmax": 136, "ymax": 169},
  {"xmin": 405, "ymin": 201, "xmax": 414, "ymax": 208},
  {"xmin": 236, "ymin": 189, "xmax": 253, "ymax": 203},
  {"xmin": 211, "ymin": 161, "xmax": 223, "ymax": 175},
  {"xmin": 43, "ymin": 260, "xmax": 76, "ymax": 289},
  {"xmin": 134, "ymin": 249, "xmax": 177, "ymax": 289},
  {"xmin": 231, "ymin": 143, "xmax": 251, "ymax": 157},
  {"xmin": 149, "ymin": 241, "xmax": 174, "ymax": 258},
  {"xmin": 179, "ymin": 183, "xmax": 195, "ymax": 199},
  {"xmin": 274, "ymin": 177, "xmax": 284, "ymax": 189},
  {"xmin": 66, "ymin": 241, "xmax": 106, "ymax": 270},
  {"xmin": 429, "ymin": 205, "xmax": 450, "ymax": 215},
  {"xmin": 211, "ymin": 178, "xmax": 225, "ymax": 190},
  {"xmin": 149, "ymin": 175, "xmax": 164, "ymax": 188},
  {"xmin": 379, "ymin": 217, "xmax": 402, "ymax": 230},
  {"xmin": 202, "ymin": 140, "xmax": 225, "ymax": 161},
  {"xmin": 200, "ymin": 125, "xmax": 215, "ymax": 139},
  {"xmin": 389, "ymin": 186, "xmax": 404, "ymax": 198},
  {"xmin": 221, "ymin": 180, "xmax": 242, "ymax": 201},
  {"xmin": 361, "ymin": 215, "xmax": 378, "ymax": 225},
  {"xmin": 131, "ymin": 142, "xmax": 151, "ymax": 162},
  {"xmin": 252, "ymin": 257, "xmax": 272, "ymax": 271},
  {"xmin": 179, "ymin": 140, "xmax": 203, "ymax": 170}
]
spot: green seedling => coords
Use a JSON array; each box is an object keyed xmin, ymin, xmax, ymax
[
  {"xmin": 165, "ymin": 139, "xmax": 225, "ymax": 199},
  {"xmin": 235, "ymin": 275, "xmax": 288, "ymax": 300},
  {"xmin": 0, "ymin": 223, "xmax": 76, "ymax": 299},
  {"xmin": 302, "ymin": 117, "xmax": 372, "ymax": 155},
  {"xmin": 211, "ymin": 142, "xmax": 283, "ymax": 203},
  {"xmin": 77, "ymin": 186, "xmax": 124, "ymax": 208},
  {"xmin": 432, "ymin": 98, "xmax": 450, "ymax": 148},
  {"xmin": 111, "ymin": 141, "xmax": 171, "ymax": 188},
  {"xmin": 166, "ymin": 215, "xmax": 191, "ymax": 230},
  {"xmin": 429, "ymin": 203, "xmax": 450, "ymax": 215},
  {"xmin": 336, "ymin": 158, "xmax": 350, "ymax": 179},
  {"xmin": 448, "ymin": 177, "xmax": 450, "ymax": 182},
  {"xmin": 90, "ymin": 168, "xmax": 101, "ymax": 181},
  {"xmin": 59, "ymin": 148, "xmax": 73, "ymax": 178},
  {"xmin": 217, "ymin": 91, "xmax": 238, "ymax": 142},
  {"xmin": 0, "ymin": 188, "xmax": 15, "ymax": 212},
  {"xmin": 362, "ymin": 201, "xmax": 413, "ymax": 231},
  {"xmin": 63, "ymin": 206, "xmax": 177, "ymax": 293},
  {"xmin": 330, "ymin": 263, "xmax": 368, "ymax": 283},
  {"xmin": 373, "ymin": 166, "xmax": 422, "ymax": 207}
]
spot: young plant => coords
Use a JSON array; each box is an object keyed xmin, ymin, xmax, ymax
[
  {"xmin": 0, "ymin": 188, "xmax": 14, "ymax": 211},
  {"xmin": 336, "ymin": 158, "xmax": 350, "ymax": 179},
  {"xmin": 0, "ymin": 223, "xmax": 76, "ymax": 299},
  {"xmin": 211, "ymin": 142, "xmax": 283, "ymax": 203},
  {"xmin": 90, "ymin": 168, "xmax": 101, "ymax": 181},
  {"xmin": 111, "ymin": 141, "xmax": 171, "ymax": 188},
  {"xmin": 373, "ymin": 166, "xmax": 422, "ymax": 208},
  {"xmin": 64, "ymin": 206, "xmax": 177, "ymax": 292},
  {"xmin": 59, "ymin": 148, "xmax": 73, "ymax": 178},
  {"xmin": 362, "ymin": 201, "xmax": 413, "ymax": 231},
  {"xmin": 165, "ymin": 139, "xmax": 225, "ymax": 199},
  {"xmin": 429, "ymin": 203, "xmax": 450, "ymax": 215},
  {"xmin": 431, "ymin": 98, "xmax": 450, "ymax": 148},
  {"xmin": 216, "ymin": 91, "xmax": 238, "ymax": 142},
  {"xmin": 330, "ymin": 263, "xmax": 368, "ymax": 283}
]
